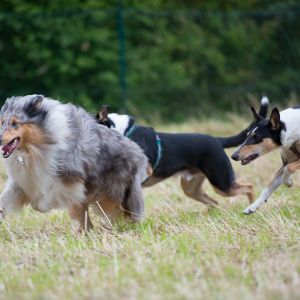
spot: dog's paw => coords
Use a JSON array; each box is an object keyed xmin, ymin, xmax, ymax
[
  {"xmin": 282, "ymin": 167, "xmax": 293, "ymax": 188},
  {"xmin": 76, "ymin": 226, "xmax": 89, "ymax": 235},
  {"xmin": 243, "ymin": 205, "xmax": 257, "ymax": 215},
  {"xmin": 283, "ymin": 177, "xmax": 293, "ymax": 188}
]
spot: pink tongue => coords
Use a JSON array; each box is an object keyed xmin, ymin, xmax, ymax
[
  {"xmin": 2, "ymin": 144, "xmax": 10, "ymax": 153},
  {"xmin": 2, "ymin": 142, "xmax": 14, "ymax": 154}
]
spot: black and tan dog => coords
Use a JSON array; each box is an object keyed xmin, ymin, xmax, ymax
[{"xmin": 96, "ymin": 98, "xmax": 269, "ymax": 206}]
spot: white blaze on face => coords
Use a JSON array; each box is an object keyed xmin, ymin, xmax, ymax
[
  {"xmin": 107, "ymin": 113, "xmax": 130, "ymax": 135},
  {"xmin": 247, "ymin": 126, "xmax": 258, "ymax": 137}
]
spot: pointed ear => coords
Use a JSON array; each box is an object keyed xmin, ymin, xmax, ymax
[
  {"xmin": 269, "ymin": 107, "xmax": 281, "ymax": 130},
  {"xmin": 99, "ymin": 105, "xmax": 109, "ymax": 120},
  {"xmin": 30, "ymin": 94, "xmax": 43, "ymax": 109},
  {"xmin": 251, "ymin": 106, "xmax": 261, "ymax": 123},
  {"xmin": 24, "ymin": 95, "xmax": 45, "ymax": 119}
]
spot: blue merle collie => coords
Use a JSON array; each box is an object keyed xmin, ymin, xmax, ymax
[
  {"xmin": 0, "ymin": 95, "xmax": 148, "ymax": 231},
  {"xmin": 96, "ymin": 98, "xmax": 269, "ymax": 206}
]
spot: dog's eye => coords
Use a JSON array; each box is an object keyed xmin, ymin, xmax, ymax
[{"xmin": 11, "ymin": 121, "xmax": 19, "ymax": 128}]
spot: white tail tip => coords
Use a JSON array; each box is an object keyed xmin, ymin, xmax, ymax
[{"xmin": 261, "ymin": 96, "xmax": 269, "ymax": 105}]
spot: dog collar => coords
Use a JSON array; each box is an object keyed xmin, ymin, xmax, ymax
[
  {"xmin": 152, "ymin": 134, "xmax": 162, "ymax": 171},
  {"xmin": 141, "ymin": 134, "xmax": 162, "ymax": 186},
  {"xmin": 125, "ymin": 125, "xmax": 136, "ymax": 138}
]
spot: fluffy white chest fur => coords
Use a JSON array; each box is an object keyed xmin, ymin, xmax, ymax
[
  {"xmin": 280, "ymin": 108, "xmax": 300, "ymax": 149},
  {"xmin": 3, "ymin": 151, "xmax": 84, "ymax": 212}
]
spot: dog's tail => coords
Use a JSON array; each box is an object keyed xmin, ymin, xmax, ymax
[
  {"xmin": 217, "ymin": 97, "xmax": 269, "ymax": 148},
  {"xmin": 123, "ymin": 172, "xmax": 145, "ymax": 222}
]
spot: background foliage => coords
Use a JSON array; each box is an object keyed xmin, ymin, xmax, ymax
[{"xmin": 0, "ymin": 0, "xmax": 299, "ymax": 120}]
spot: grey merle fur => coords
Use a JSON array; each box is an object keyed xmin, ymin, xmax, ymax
[{"xmin": 0, "ymin": 95, "xmax": 148, "ymax": 228}]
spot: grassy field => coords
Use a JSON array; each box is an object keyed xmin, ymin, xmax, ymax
[{"xmin": 0, "ymin": 116, "xmax": 299, "ymax": 300}]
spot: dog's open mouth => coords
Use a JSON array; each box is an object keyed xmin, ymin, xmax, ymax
[
  {"xmin": 2, "ymin": 138, "xmax": 20, "ymax": 158},
  {"xmin": 241, "ymin": 154, "xmax": 259, "ymax": 165}
]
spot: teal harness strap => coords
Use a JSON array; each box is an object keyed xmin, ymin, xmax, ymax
[
  {"xmin": 125, "ymin": 125, "xmax": 136, "ymax": 138},
  {"xmin": 153, "ymin": 134, "xmax": 162, "ymax": 171}
]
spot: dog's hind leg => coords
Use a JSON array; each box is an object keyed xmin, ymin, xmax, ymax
[
  {"xmin": 122, "ymin": 176, "xmax": 144, "ymax": 222},
  {"xmin": 181, "ymin": 172, "xmax": 218, "ymax": 206},
  {"xmin": 214, "ymin": 182, "xmax": 254, "ymax": 204},
  {"xmin": 68, "ymin": 203, "xmax": 93, "ymax": 232}
]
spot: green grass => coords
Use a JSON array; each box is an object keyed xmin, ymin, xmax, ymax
[{"xmin": 0, "ymin": 116, "xmax": 299, "ymax": 300}]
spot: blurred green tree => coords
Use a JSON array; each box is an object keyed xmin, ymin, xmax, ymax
[{"xmin": 0, "ymin": 0, "xmax": 299, "ymax": 120}]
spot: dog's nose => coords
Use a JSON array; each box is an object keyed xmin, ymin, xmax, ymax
[{"xmin": 231, "ymin": 152, "xmax": 239, "ymax": 161}]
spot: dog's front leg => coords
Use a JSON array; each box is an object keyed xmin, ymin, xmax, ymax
[
  {"xmin": 282, "ymin": 166, "xmax": 293, "ymax": 187},
  {"xmin": 0, "ymin": 179, "xmax": 28, "ymax": 223},
  {"xmin": 243, "ymin": 165, "xmax": 285, "ymax": 215}
]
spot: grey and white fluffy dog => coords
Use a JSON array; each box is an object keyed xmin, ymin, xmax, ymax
[{"xmin": 0, "ymin": 95, "xmax": 148, "ymax": 231}]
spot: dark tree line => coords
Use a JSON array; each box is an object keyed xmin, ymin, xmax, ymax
[{"xmin": 0, "ymin": 1, "xmax": 299, "ymax": 120}]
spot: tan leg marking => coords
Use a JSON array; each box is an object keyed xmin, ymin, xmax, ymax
[
  {"xmin": 215, "ymin": 182, "xmax": 254, "ymax": 204},
  {"xmin": 286, "ymin": 159, "xmax": 300, "ymax": 173},
  {"xmin": 181, "ymin": 172, "xmax": 218, "ymax": 206},
  {"xmin": 68, "ymin": 204, "xmax": 93, "ymax": 233},
  {"xmin": 147, "ymin": 163, "xmax": 153, "ymax": 177},
  {"xmin": 96, "ymin": 197, "xmax": 123, "ymax": 222}
]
